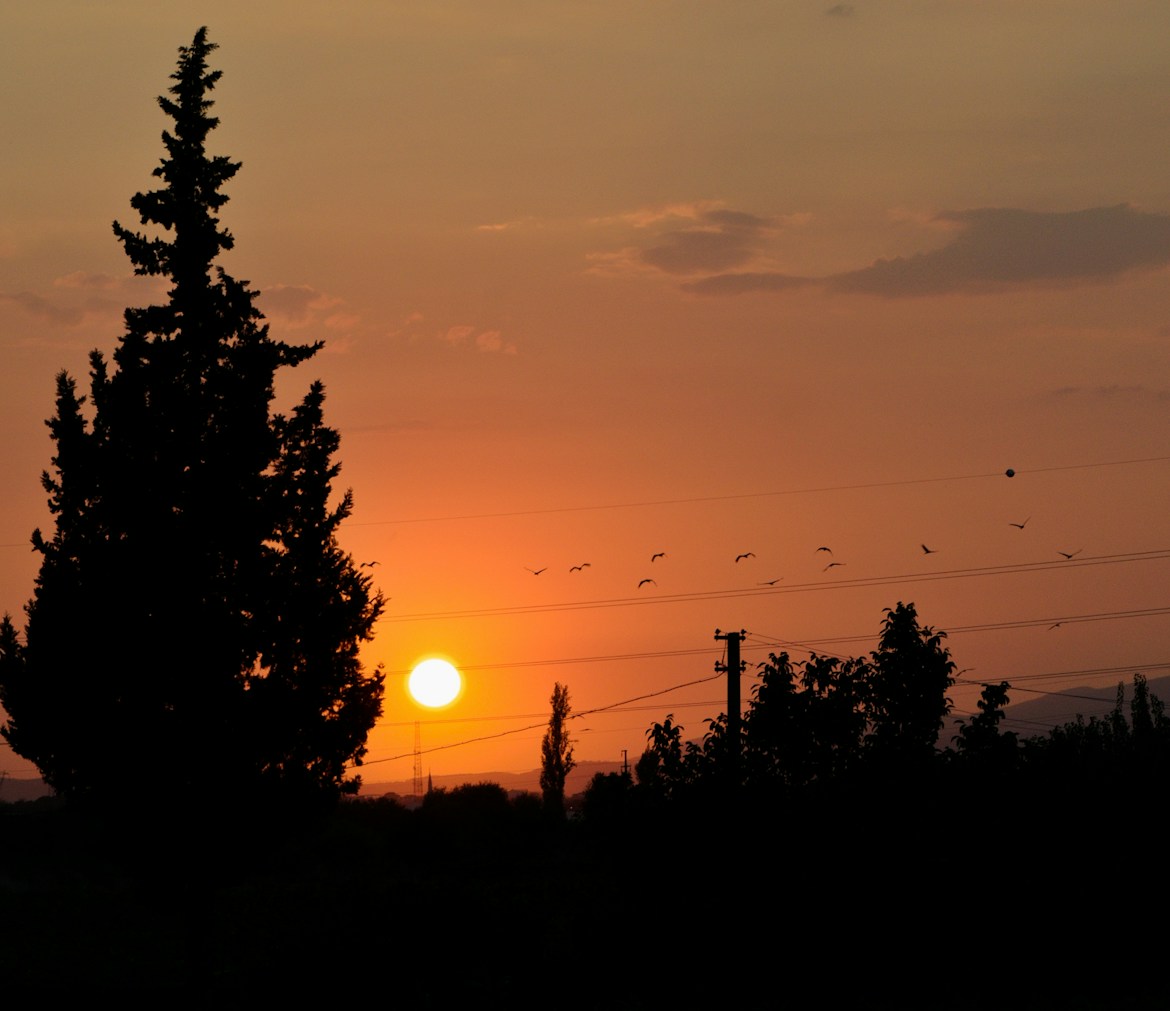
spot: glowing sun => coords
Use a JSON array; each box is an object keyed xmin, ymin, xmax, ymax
[{"xmin": 408, "ymin": 658, "xmax": 462, "ymax": 708}]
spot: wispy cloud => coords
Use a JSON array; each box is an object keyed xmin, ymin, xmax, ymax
[
  {"xmin": 258, "ymin": 283, "xmax": 348, "ymax": 327},
  {"xmin": 683, "ymin": 272, "xmax": 815, "ymax": 295},
  {"xmin": 1, "ymin": 291, "xmax": 87, "ymax": 325},
  {"xmin": 683, "ymin": 205, "xmax": 1170, "ymax": 297},
  {"xmin": 53, "ymin": 271, "xmax": 122, "ymax": 291},
  {"xmin": 3, "ymin": 272, "xmax": 166, "ymax": 327},
  {"xmin": 589, "ymin": 200, "xmax": 726, "ymax": 230},
  {"xmin": 641, "ymin": 209, "xmax": 775, "ymax": 275},
  {"xmin": 441, "ymin": 324, "xmax": 517, "ymax": 354},
  {"xmin": 825, "ymin": 3, "xmax": 856, "ymax": 17}
]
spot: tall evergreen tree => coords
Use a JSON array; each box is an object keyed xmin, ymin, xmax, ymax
[{"xmin": 0, "ymin": 28, "xmax": 384, "ymax": 806}]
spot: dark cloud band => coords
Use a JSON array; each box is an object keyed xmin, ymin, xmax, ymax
[{"xmin": 682, "ymin": 205, "xmax": 1170, "ymax": 297}]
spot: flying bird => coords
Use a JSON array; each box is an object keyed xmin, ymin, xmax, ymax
[
  {"xmin": 921, "ymin": 544, "xmax": 937, "ymax": 554},
  {"xmin": 1048, "ymin": 622, "xmax": 1063, "ymax": 630},
  {"xmin": 758, "ymin": 578, "xmax": 783, "ymax": 586},
  {"xmin": 816, "ymin": 546, "xmax": 833, "ymax": 555},
  {"xmin": 638, "ymin": 578, "xmax": 657, "ymax": 588},
  {"xmin": 1009, "ymin": 517, "xmax": 1031, "ymax": 530},
  {"xmin": 525, "ymin": 566, "xmax": 547, "ymax": 575},
  {"xmin": 651, "ymin": 552, "xmax": 666, "ymax": 562},
  {"xmin": 824, "ymin": 562, "xmax": 845, "ymax": 571},
  {"xmin": 1058, "ymin": 549, "xmax": 1082, "ymax": 560},
  {"xmin": 569, "ymin": 563, "xmax": 591, "ymax": 572},
  {"xmin": 735, "ymin": 552, "xmax": 756, "ymax": 563},
  {"xmin": 359, "ymin": 561, "xmax": 380, "ymax": 568}
]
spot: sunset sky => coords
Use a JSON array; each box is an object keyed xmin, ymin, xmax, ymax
[{"xmin": 3, "ymin": 3, "xmax": 1169, "ymax": 788}]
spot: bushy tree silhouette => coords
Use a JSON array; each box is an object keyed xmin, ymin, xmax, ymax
[
  {"xmin": 0, "ymin": 28, "xmax": 383, "ymax": 807},
  {"xmin": 864, "ymin": 601, "xmax": 955, "ymax": 767}
]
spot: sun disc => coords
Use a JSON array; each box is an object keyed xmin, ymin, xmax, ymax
[{"xmin": 408, "ymin": 658, "xmax": 462, "ymax": 708}]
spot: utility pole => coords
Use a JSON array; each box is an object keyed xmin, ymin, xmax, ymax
[{"xmin": 714, "ymin": 629, "xmax": 746, "ymax": 781}]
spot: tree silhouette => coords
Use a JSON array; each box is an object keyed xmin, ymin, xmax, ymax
[
  {"xmin": 540, "ymin": 682, "xmax": 576, "ymax": 816},
  {"xmin": 0, "ymin": 28, "xmax": 384, "ymax": 807},
  {"xmin": 864, "ymin": 601, "xmax": 955, "ymax": 768},
  {"xmin": 743, "ymin": 651, "xmax": 869, "ymax": 790}
]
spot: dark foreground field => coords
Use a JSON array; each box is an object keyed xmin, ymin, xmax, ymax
[{"xmin": 1, "ymin": 789, "xmax": 1165, "ymax": 1009}]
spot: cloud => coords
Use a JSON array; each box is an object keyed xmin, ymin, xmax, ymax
[
  {"xmin": 590, "ymin": 200, "xmax": 726, "ymax": 230},
  {"xmin": 584, "ymin": 246, "xmax": 662, "ymax": 279},
  {"xmin": 442, "ymin": 325, "xmax": 476, "ymax": 345},
  {"xmin": 682, "ymin": 272, "xmax": 816, "ymax": 295},
  {"xmin": 475, "ymin": 330, "xmax": 517, "ymax": 354},
  {"xmin": 323, "ymin": 311, "xmax": 360, "ymax": 330},
  {"xmin": 258, "ymin": 283, "xmax": 346, "ymax": 326},
  {"xmin": 685, "ymin": 205, "xmax": 1170, "ymax": 297},
  {"xmin": 53, "ymin": 271, "xmax": 121, "ymax": 290},
  {"xmin": 1, "ymin": 291, "xmax": 86, "ymax": 325},
  {"xmin": 828, "ymin": 206, "xmax": 1170, "ymax": 296},
  {"xmin": 441, "ymin": 324, "xmax": 516, "ymax": 354},
  {"xmin": 640, "ymin": 208, "xmax": 775, "ymax": 275},
  {"xmin": 825, "ymin": 3, "xmax": 855, "ymax": 16}
]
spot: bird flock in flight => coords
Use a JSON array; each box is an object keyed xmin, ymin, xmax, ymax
[{"xmin": 514, "ymin": 509, "xmax": 1085, "ymax": 590}]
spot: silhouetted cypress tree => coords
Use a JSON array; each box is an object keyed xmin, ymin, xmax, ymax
[
  {"xmin": 540, "ymin": 682, "xmax": 575, "ymax": 815},
  {"xmin": 0, "ymin": 28, "xmax": 383, "ymax": 807}
]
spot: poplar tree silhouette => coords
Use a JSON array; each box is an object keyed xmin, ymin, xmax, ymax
[
  {"xmin": 540, "ymin": 682, "xmax": 576, "ymax": 815},
  {"xmin": 0, "ymin": 28, "xmax": 384, "ymax": 807}
]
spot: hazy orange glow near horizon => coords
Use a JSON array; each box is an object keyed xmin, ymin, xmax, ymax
[{"xmin": 3, "ymin": 4, "xmax": 1170, "ymax": 790}]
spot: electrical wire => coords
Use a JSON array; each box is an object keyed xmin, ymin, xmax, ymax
[
  {"xmin": 361, "ymin": 669, "xmax": 725, "ymax": 765},
  {"xmin": 343, "ymin": 454, "xmax": 1170, "ymax": 526},
  {"xmin": 379, "ymin": 549, "xmax": 1170, "ymax": 622}
]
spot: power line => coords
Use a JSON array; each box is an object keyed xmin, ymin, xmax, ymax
[
  {"xmin": 746, "ymin": 606, "xmax": 1170, "ymax": 653},
  {"xmin": 361, "ymin": 670, "xmax": 724, "ymax": 765},
  {"xmin": 381, "ymin": 549, "xmax": 1170, "ymax": 622},
  {"xmin": 343, "ymin": 454, "xmax": 1170, "ymax": 526},
  {"xmin": 378, "ymin": 603, "xmax": 1170, "ymax": 681},
  {"xmin": 7, "ymin": 455, "xmax": 1168, "ymax": 544}
]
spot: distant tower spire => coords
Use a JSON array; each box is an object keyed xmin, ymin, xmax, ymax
[{"xmin": 412, "ymin": 721, "xmax": 423, "ymax": 798}]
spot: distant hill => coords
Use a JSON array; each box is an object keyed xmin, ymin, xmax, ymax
[
  {"xmin": 0, "ymin": 777, "xmax": 53, "ymax": 803},
  {"xmin": 359, "ymin": 759, "xmax": 626, "ymax": 800},
  {"xmin": 998, "ymin": 673, "xmax": 1170, "ymax": 738}
]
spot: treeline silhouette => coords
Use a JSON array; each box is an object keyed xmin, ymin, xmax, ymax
[
  {"xmin": 3, "ymin": 603, "xmax": 1167, "ymax": 1005},
  {"xmin": 582, "ymin": 603, "xmax": 1170, "ymax": 824}
]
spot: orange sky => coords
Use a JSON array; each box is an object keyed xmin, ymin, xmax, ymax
[{"xmin": 3, "ymin": 4, "xmax": 1170, "ymax": 786}]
